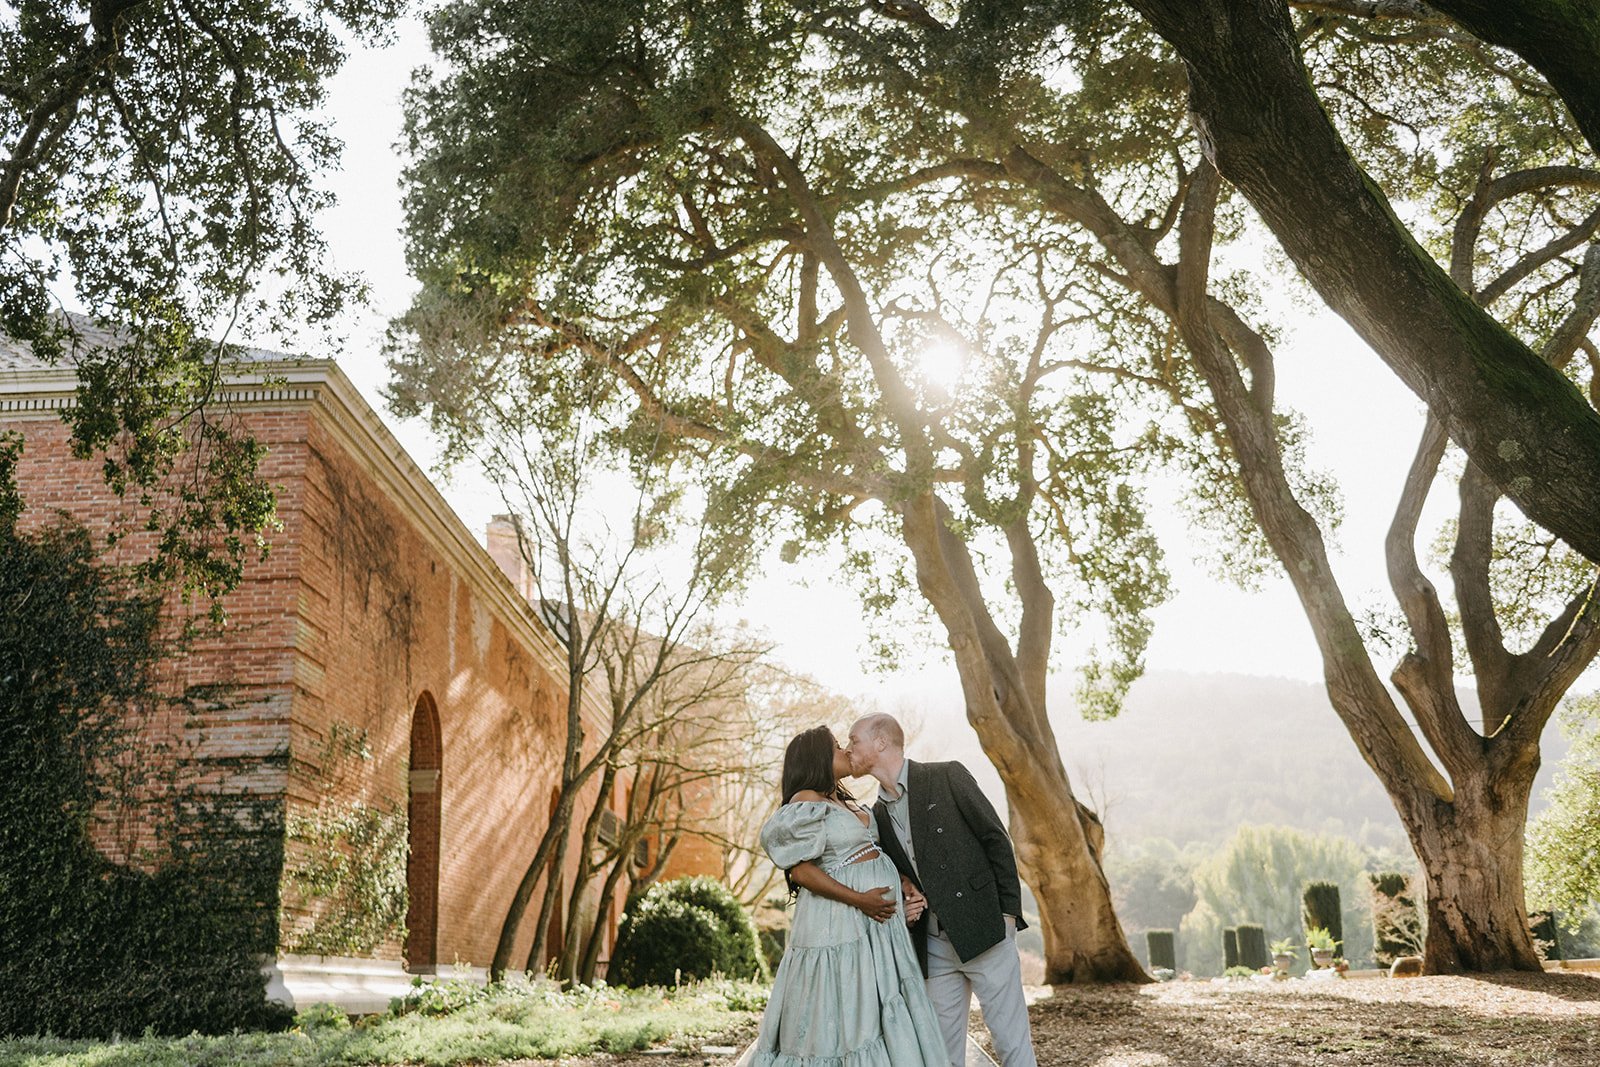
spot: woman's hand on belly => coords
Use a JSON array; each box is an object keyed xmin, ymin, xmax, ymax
[
  {"xmin": 789, "ymin": 860, "xmax": 896, "ymax": 922},
  {"xmin": 855, "ymin": 885, "xmax": 896, "ymax": 923}
]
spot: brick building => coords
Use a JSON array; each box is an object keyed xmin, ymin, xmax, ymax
[{"xmin": 0, "ymin": 331, "xmax": 719, "ymax": 1010}]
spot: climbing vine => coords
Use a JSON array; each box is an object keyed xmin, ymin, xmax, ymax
[
  {"xmin": 281, "ymin": 722, "xmax": 409, "ymax": 956},
  {"xmin": 0, "ymin": 500, "xmax": 289, "ymax": 1037}
]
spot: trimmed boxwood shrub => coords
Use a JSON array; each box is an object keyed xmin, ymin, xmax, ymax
[
  {"xmin": 1223, "ymin": 927, "xmax": 1239, "ymax": 970},
  {"xmin": 0, "ymin": 510, "xmax": 289, "ymax": 1038},
  {"xmin": 1145, "ymin": 929, "xmax": 1177, "ymax": 971},
  {"xmin": 610, "ymin": 877, "xmax": 769, "ymax": 987},
  {"xmin": 1235, "ymin": 924, "xmax": 1269, "ymax": 970},
  {"xmin": 1302, "ymin": 881, "xmax": 1344, "ymax": 956},
  {"xmin": 1369, "ymin": 871, "xmax": 1423, "ymax": 968}
]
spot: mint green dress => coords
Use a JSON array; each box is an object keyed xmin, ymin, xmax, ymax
[{"xmin": 750, "ymin": 801, "xmax": 947, "ymax": 1067}]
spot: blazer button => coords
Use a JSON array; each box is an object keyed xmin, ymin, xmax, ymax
[
  {"xmin": 940, "ymin": 863, "xmax": 947, "ymax": 870},
  {"xmin": 936, "ymin": 827, "xmax": 944, "ymax": 834},
  {"xmin": 956, "ymin": 891, "xmax": 964, "ymax": 898}
]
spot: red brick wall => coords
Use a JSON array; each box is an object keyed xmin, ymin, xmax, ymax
[
  {"xmin": 5, "ymin": 410, "xmax": 303, "ymax": 868},
  {"xmin": 2, "ymin": 394, "xmax": 623, "ymax": 973},
  {"xmin": 283, "ymin": 410, "xmax": 594, "ymax": 969}
]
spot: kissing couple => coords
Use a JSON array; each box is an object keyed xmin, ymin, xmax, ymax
[{"xmin": 740, "ymin": 714, "xmax": 1038, "ymax": 1067}]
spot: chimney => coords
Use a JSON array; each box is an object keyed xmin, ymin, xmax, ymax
[{"xmin": 486, "ymin": 514, "xmax": 532, "ymax": 601}]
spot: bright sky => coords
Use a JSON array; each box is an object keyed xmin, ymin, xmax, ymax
[{"xmin": 309, "ymin": 20, "xmax": 1458, "ymax": 704}]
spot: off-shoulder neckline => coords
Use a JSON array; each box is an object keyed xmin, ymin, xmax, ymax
[{"xmin": 783, "ymin": 798, "xmax": 871, "ymax": 829}]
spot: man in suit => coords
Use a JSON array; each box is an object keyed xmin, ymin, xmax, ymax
[{"xmin": 847, "ymin": 713, "xmax": 1038, "ymax": 1067}]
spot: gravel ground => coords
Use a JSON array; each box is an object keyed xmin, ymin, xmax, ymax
[
  {"xmin": 553, "ymin": 971, "xmax": 1600, "ymax": 1067},
  {"xmin": 1014, "ymin": 972, "xmax": 1600, "ymax": 1067}
]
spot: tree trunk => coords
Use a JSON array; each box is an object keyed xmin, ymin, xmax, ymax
[
  {"xmin": 491, "ymin": 789, "xmax": 577, "ymax": 981},
  {"xmin": 898, "ymin": 492, "xmax": 1148, "ymax": 984},
  {"xmin": 1405, "ymin": 766, "xmax": 1543, "ymax": 973},
  {"xmin": 578, "ymin": 850, "xmax": 626, "ymax": 985},
  {"xmin": 1010, "ymin": 785, "xmax": 1132, "ymax": 983},
  {"xmin": 558, "ymin": 767, "xmax": 615, "ymax": 986},
  {"xmin": 525, "ymin": 820, "xmax": 573, "ymax": 975},
  {"xmin": 1424, "ymin": 0, "xmax": 1600, "ymax": 157},
  {"xmin": 1126, "ymin": 0, "xmax": 1600, "ymax": 563},
  {"xmin": 1165, "ymin": 160, "xmax": 1550, "ymax": 974}
]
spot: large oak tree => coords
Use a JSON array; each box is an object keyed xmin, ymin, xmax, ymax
[
  {"xmin": 391, "ymin": 0, "xmax": 1229, "ymax": 983},
  {"xmin": 398, "ymin": 0, "xmax": 1600, "ymax": 974},
  {"xmin": 1128, "ymin": 0, "xmax": 1600, "ymax": 563}
]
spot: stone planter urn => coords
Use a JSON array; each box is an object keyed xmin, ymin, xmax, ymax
[
  {"xmin": 1311, "ymin": 948, "xmax": 1335, "ymax": 969},
  {"xmin": 1272, "ymin": 952, "xmax": 1295, "ymax": 974}
]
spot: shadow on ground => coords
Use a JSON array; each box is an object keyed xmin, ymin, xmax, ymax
[{"xmin": 1017, "ymin": 973, "xmax": 1600, "ymax": 1067}]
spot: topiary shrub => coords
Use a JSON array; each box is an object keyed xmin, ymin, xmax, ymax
[
  {"xmin": 1301, "ymin": 881, "xmax": 1344, "ymax": 956},
  {"xmin": 1146, "ymin": 929, "xmax": 1176, "ymax": 971},
  {"xmin": 1223, "ymin": 927, "xmax": 1239, "ymax": 970},
  {"xmin": 0, "ymin": 513, "xmax": 289, "ymax": 1038},
  {"xmin": 1235, "ymin": 924, "xmax": 1269, "ymax": 970},
  {"xmin": 610, "ymin": 877, "xmax": 768, "ymax": 987},
  {"xmin": 1369, "ymin": 871, "xmax": 1423, "ymax": 968},
  {"xmin": 1529, "ymin": 911, "xmax": 1563, "ymax": 962}
]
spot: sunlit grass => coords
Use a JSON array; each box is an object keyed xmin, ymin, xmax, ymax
[{"xmin": 0, "ymin": 978, "xmax": 766, "ymax": 1067}]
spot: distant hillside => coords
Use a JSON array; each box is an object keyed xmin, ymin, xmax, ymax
[{"xmin": 900, "ymin": 670, "xmax": 1570, "ymax": 852}]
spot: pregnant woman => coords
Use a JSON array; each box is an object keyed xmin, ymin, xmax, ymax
[{"xmin": 743, "ymin": 725, "xmax": 948, "ymax": 1067}]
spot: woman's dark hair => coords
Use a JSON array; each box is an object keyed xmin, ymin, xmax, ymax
[
  {"xmin": 781, "ymin": 725, "xmax": 854, "ymax": 804},
  {"xmin": 779, "ymin": 726, "xmax": 855, "ymax": 899}
]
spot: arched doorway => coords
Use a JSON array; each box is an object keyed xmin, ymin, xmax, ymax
[{"xmin": 405, "ymin": 693, "xmax": 442, "ymax": 973}]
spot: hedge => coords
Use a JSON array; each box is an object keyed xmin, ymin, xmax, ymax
[
  {"xmin": 0, "ymin": 513, "xmax": 289, "ymax": 1037},
  {"xmin": 610, "ymin": 877, "xmax": 768, "ymax": 987}
]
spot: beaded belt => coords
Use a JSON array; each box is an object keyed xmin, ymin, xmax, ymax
[{"xmin": 825, "ymin": 843, "xmax": 882, "ymax": 874}]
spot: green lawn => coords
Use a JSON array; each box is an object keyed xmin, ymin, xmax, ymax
[{"xmin": 0, "ymin": 979, "xmax": 766, "ymax": 1067}]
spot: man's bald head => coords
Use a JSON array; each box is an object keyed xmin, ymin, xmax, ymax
[
  {"xmin": 846, "ymin": 712, "xmax": 906, "ymax": 782},
  {"xmin": 853, "ymin": 712, "xmax": 905, "ymax": 752}
]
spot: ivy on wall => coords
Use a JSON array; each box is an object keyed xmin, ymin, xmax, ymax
[
  {"xmin": 0, "ymin": 500, "xmax": 289, "ymax": 1038},
  {"xmin": 281, "ymin": 723, "xmax": 409, "ymax": 956}
]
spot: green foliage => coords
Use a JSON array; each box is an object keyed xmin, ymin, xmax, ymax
[
  {"xmin": 1106, "ymin": 836, "xmax": 1203, "ymax": 931},
  {"xmin": 1145, "ymin": 929, "xmax": 1176, "ymax": 971},
  {"xmin": 0, "ymin": 978, "xmax": 763, "ymax": 1065},
  {"xmin": 1303, "ymin": 927, "xmax": 1340, "ymax": 954},
  {"xmin": 1177, "ymin": 825, "xmax": 1375, "ymax": 975},
  {"xmin": 1235, "ymin": 924, "xmax": 1269, "ymax": 970},
  {"xmin": 0, "ymin": 432, "xmax": 21, "ymax": 534},
  {"xmin": 1368, "ymin": 871, "xmax": 1424, "ymax": 968},
  {"xmin": 294, "ymin": 1003, "xmax": 352, "ymax": 1033},
  {"xmin": 1527, "ymin": 695, "xmax": 1600, "ymax": 928},
  {"xmin": 394, "ymin": 0, "xmax": 1186, "ymax": 722},
  {"xmin": 1222, "ymin": 965, "xmax": 1256, "ymax": 979},
  {"xmin": 389, "ymin": 977, "xmax": 494, "ymax": 1018},
  {"xmin": 610, "ymin": 878, "xmax": 769, "ymax": 988},
  {"xmin": 1301, "ymin": 881, "xmax": 1344, "ymax": 955},
  {"xmin": 281, "ymin": 724, "xmax": 408, "ymax": 957},
  {"xmin": 0, "ymin": 516, "xmax": 288, "ymax": 1037},
  {"xmin": 1, "ymin": 0, "xmax": 409, "ymax": 603}
]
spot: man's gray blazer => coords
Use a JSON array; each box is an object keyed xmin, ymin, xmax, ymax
[{"xmin": 872, "ymin": 759, "xmax": 1027, "ymax": 976}]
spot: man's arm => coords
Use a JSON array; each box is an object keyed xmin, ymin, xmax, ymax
[
  {"xmin": 947, "ymin": 761, "xmax": 1024, "ymax": 920},
  {"xmin": 789, "ymin": 861, "xmax": 896, "ymax": 922}
]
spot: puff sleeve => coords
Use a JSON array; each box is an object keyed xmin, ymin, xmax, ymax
[{"xmin": 760, "ymin": 802, "xmax": 829, "ymax": 870}]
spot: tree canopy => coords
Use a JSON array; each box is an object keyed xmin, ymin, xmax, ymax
[
  {"xmin": 395, "ymin": 0, "xmax": 1600, "ymax": 974},
  {"xmin": 2, "ymin": 0, "xmax": 399, "ymax": 598}
]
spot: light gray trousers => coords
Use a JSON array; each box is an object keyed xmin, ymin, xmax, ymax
[{"xmin": 924, "ymin": 918, "xmax": 1037, "ymax": 1067}]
